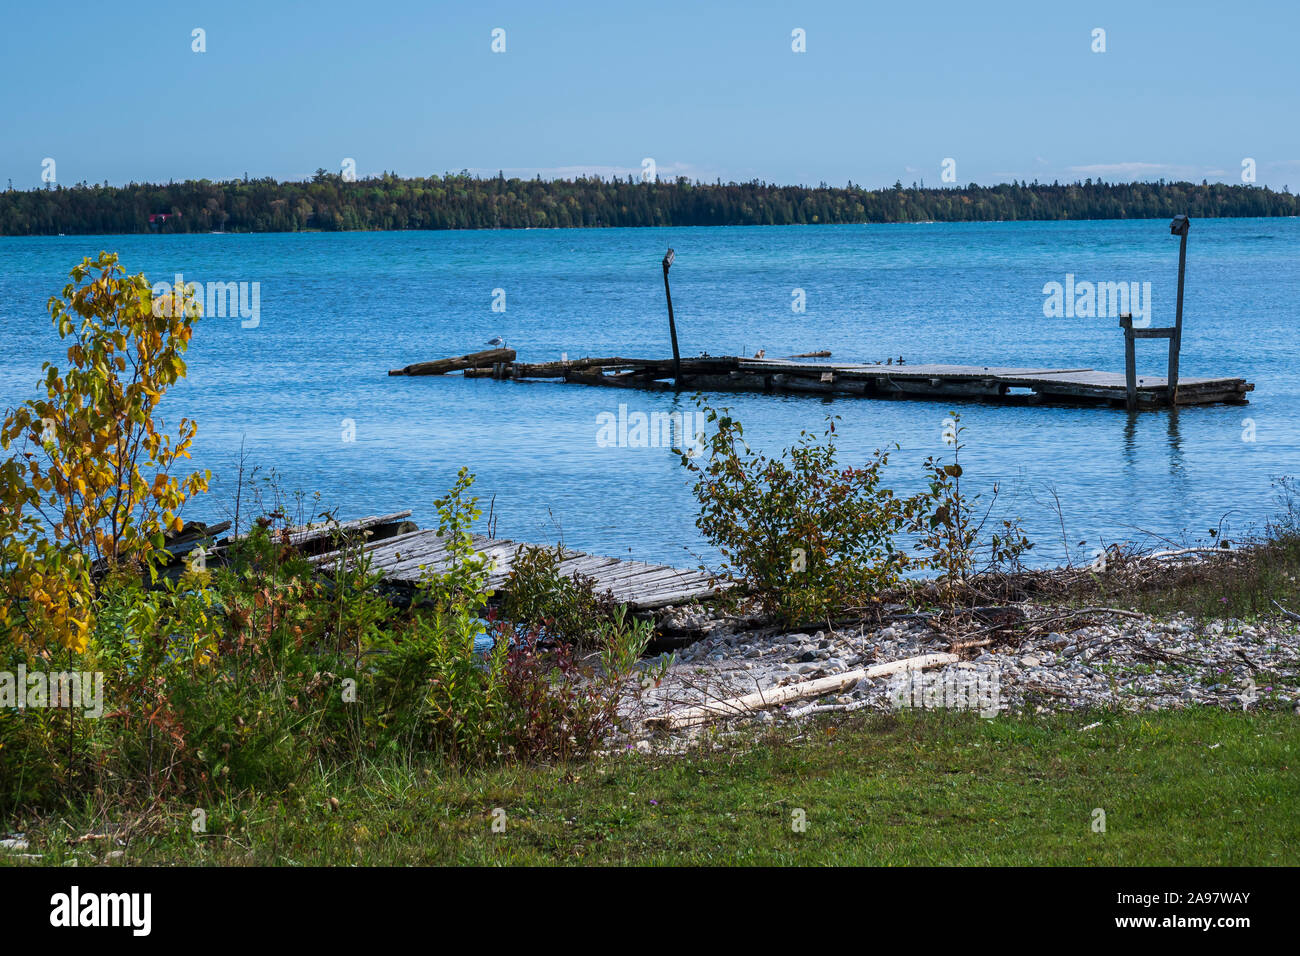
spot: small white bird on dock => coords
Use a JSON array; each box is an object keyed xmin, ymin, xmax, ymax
[
  {"xmin": 486, "ymin": 336, "xmax": 507, "ymax": 347},
  {"xmin": 754, "ymin": 349, "xmax": 765, "ymax": 358}
]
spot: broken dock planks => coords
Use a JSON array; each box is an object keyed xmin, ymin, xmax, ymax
[
  {"xmin": 163, "ymin": 512, "xmax": 417, "ymax": 574},
  {"xmin": 224, "ymin": 512, "xmax": 417, "ymax": 553},
  {"xmin": 167, "ymin": 512, "xmax": 724, "ymax": 613},
  {"xmin": 739, "ymin": 358, "xmax": 1252, "ymax": 408},
  {"xmin": 311, "ymin": 527, "xmax": 727, "ymax": 612},
  {"xmin": 392, "ymin": 352, "xmax": 1252, "ymax": 409}
]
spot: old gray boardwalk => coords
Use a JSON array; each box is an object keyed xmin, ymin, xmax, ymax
[
  {"xmin": 309, "ymin": 517, "xmax": 722, "ymax": 611},
  {"xmin": 736, "ymin": 358, "xmax": 1252, "ymax": 408}
]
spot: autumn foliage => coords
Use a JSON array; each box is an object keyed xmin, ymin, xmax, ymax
[{"xmin": 0, "ymin": 252, "xmax": 209, "ymax": 650}]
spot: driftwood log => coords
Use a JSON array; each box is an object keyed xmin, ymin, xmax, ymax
[
  {"xmin": 388, "ymin": 348, "xmax": 515, "ymax": 376},
  {"xmin": 645, "ymin": 652, "xmax": 959, "ymax": 731}
]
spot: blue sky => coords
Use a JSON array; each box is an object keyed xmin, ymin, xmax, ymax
[{"xmin": 2, "ymin": 0, "xmax": 1297, "ymax": 189}]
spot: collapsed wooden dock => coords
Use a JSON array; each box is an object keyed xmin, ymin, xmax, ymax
[
  {"xmin": 318, "ymin": 526, "xmax": 720, "ymax": 610},
  {"xmin": 390, "ymin": 350, "xmax": 1253, "ymax": 409},
  {"xmin": 183, "ymin": 511, "xmax": 725, "ymax": 613},
  {"xmin": 390, "ymin": 218, "xmax": 1254, "ymax": 409}
]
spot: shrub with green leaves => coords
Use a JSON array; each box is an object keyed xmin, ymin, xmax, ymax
[
  {"xmin": 681, "ymin": 401, "xmax": 911, "ymax": 626},
  {"xmin": 368, "ymin": 469, "xmax": 640, "ymax": 765},
  {"xmin": 1, "ymin": 259, "xmax": 653, "ymax": 816},
  {"xmin": 499, "ymin": 544, "xmax": 614, "ymax": 646}
]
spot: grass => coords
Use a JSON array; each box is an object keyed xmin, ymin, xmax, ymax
[
  {"xmin": 1001, "ymin": 535, "xmax": 1300, "ymax": 622},
  {"xmin": 6, "ymin": 707, "xmax": 1297, "ymax": 866}
]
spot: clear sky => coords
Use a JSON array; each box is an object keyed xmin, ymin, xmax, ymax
[{"xmin": 2, "ymin": 0, "xmax": 1297, "ymax": 190}]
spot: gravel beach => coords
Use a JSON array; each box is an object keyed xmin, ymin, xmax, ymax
[{"xmin": 622, "ymin": 602, "xmax": 1300, "ymax": 744}]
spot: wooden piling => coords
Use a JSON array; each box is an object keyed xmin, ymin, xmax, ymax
[
  {"xmin": 1168, "ymin": 215, "xmax": 1190, "ymax": 405},
  {"xmin": 662, "ymin": 249, "xmax": 681, "ymax": 388},
  {"xmin": 1120, "ymin": 314, "xmax": 1137, "ymax": 411}
]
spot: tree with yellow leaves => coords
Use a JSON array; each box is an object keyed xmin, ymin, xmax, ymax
[{"xmin": 1, "ymin": 252, "xmax": 210, "ymax": 652}]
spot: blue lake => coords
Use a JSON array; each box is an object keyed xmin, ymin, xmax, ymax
[{"xmin": 2, "ymin": 219, "xmax": 1297, "ymax": 568}]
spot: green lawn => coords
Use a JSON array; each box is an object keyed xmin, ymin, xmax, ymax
[{"xmin": 8, "ymin": 707, "xmax": 1297, "ymax": 866}]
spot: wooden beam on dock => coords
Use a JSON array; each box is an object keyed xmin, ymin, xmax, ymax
[
  {"xmin": 223, "ymin": 511, "xmax": 417, "ymax": 554},
  {"xmin": 509, "ymin": 356, "xmax": 627, "ymax": 377},
  {"xmin": 388, "ymin": 348, "xmax": 515, "ymax": 376}
]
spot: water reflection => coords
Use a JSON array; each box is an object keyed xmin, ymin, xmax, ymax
[
  {"xmin": 1166, "ymin": 408, "xmax": 1184, "ymax": 475},
  {"xmin": 1121, "ymin": 406, "xmax": 1184, "ymax": 476}
]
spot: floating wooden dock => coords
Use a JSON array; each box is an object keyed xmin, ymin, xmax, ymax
[{"xmin": 390, "ymin": 351, "xmax": 1252, "ymax": 409}]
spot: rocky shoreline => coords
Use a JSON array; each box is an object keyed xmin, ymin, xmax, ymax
[{"xmin": 621, "ymin": 601, "xmax": 1300, "ymax": 745}]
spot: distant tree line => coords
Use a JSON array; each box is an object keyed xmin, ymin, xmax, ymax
[{"xmin": 2, "ymin": 171, "xmax": 1296, "ymax": 235}]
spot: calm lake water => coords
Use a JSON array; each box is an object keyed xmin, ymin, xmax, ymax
[{"xmin": 2, "ymin": 219, "xmax": 1298, "ymax": 568}]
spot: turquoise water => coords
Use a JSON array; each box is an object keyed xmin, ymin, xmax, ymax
[{"xmin": 2, "ymin": 219, "xmax": 1297, "ymax": 568}]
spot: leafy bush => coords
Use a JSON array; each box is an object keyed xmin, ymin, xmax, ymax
[
  {"xmin": 681, "ymin": 402, "xmax": 911, "ymax": 626},
  {"xmin": 495, "ymin": 605, "xmax": 652, "ymax": 762},
  {"xmin": 82, "ymin": 517, "xmax": 370, "ymax": 803},
  {"xmin": 0, "ymin": 252, "xmax": 208, "ymax": 652},
  {"xmin": 367, "ymin": 468, "xmax": 503, "ymax": 760},
  {"xmin": 0, "ymin": 258, "xmax": 651, "ymax": 817},
  {"xmin": 681, "ymin": 404, "xmax": 1035, "ymax": 623},
  {"xmin": 499, "ymin": 544, "xmax": 614, "ymax": 645},
  {"xmin": 368, "ymin": 469, "xmax": 640, "ymax": 765},
  {"xmin": 595, "ymin": 604, "xmax": 655, "ymax": 679},
  {"xmin": 499, "ymin": 634, "xmax": 616, "ymax": 762}
]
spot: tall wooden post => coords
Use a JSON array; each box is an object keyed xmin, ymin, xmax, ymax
[
  {"xmin": 1119, "ymin": 313, "xmax": 1137, "ymax": 412},
  {"xmin": 1167, "ymin": 215, "xmax": 1190, "ymax": 406},
  {"xmin": 662, "ymin": 248, "xmax": 681, "ymax": 388}
]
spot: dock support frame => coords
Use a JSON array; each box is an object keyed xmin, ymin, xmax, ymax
[{"xmin": 1118, "ymin": 215, "xmax": 1190, "ymax": 411}]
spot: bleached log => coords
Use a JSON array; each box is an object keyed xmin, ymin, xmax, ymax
[
  {"xmin": 1145, "ymin": 546, "xmax": 1233, "ymax": 560},
  {"xmin": 645, "ymin": 652, "xmax": 958, "ymax": 730}
]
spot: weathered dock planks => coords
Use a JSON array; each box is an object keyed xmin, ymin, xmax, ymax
[
  {"xmin": 167, "ymin": 512, "xmax": 721, "ymax": 613},
  {"xmin": 310, "ymin": 528, "xmax": 726, "ymax": 612},
  {"xmin": 737, "ymin": 358, "xmax": 1252, "ymax": 408},
  {"xmin": 394, "ymin": 352, "xmax": 1252, "ymax": 409}
]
